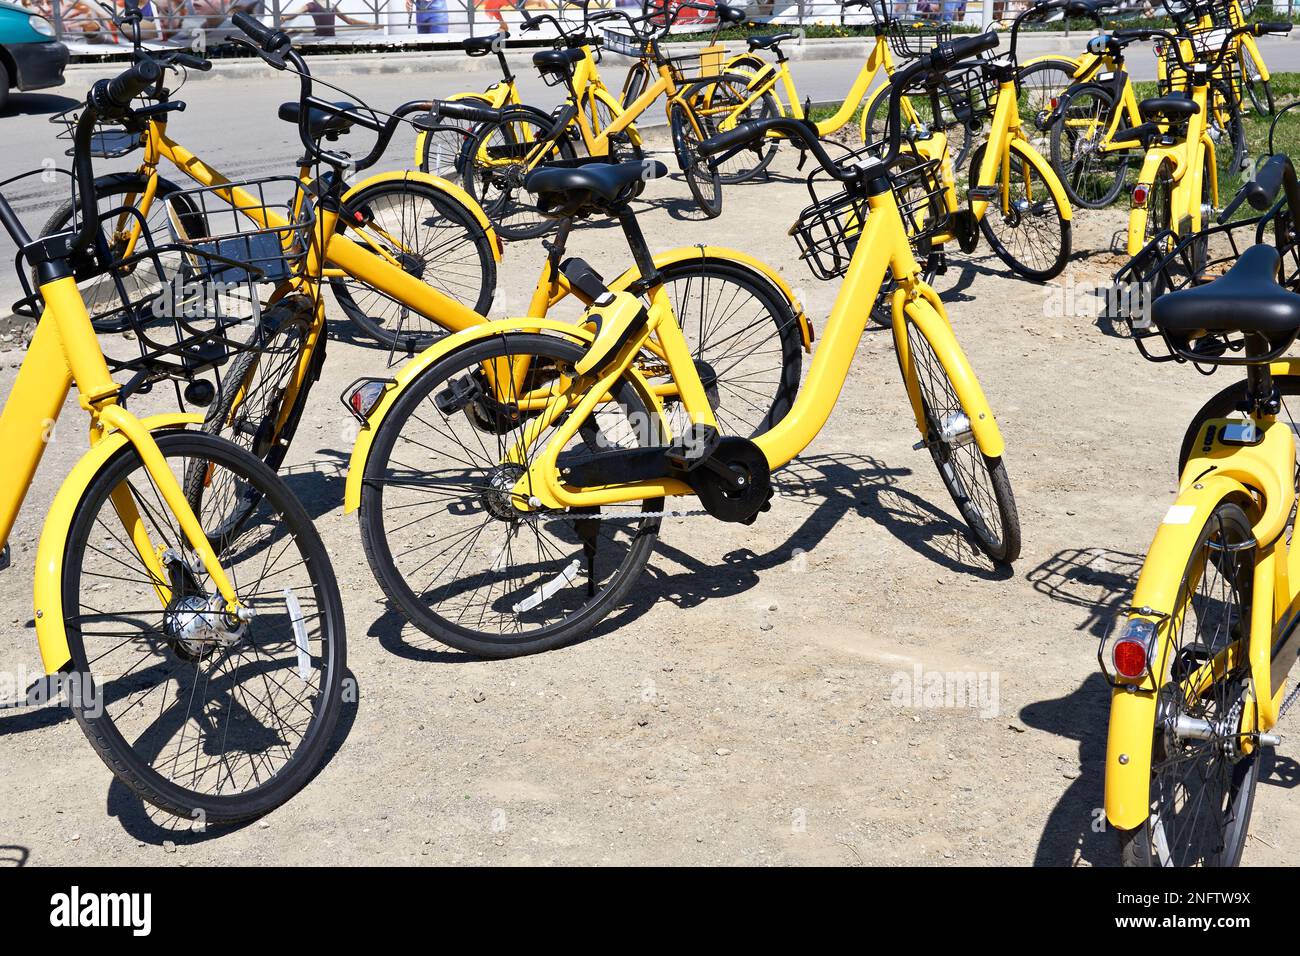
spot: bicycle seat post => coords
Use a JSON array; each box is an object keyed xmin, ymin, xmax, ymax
[{"xmin": 614, "ymin": 206, "xmax": 658, "ymax": 289}]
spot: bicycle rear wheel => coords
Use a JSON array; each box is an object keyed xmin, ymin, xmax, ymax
[
  {"xmin": 358, "ymin": 333, "xmax": 663, "ymax": 657},
  {"xmin": 687, "ymin": 74, "xmax": 780, "ymax": 184},
  {"xmin": 1117, "ymin": 501, "xmax": 1259, "ymax": 867},
  {"xmin": 643, "ymin": 256, "xmax": 803, "ymax": 438},
  {"xmin": 462, "ymin": 107, "xmax": 576, "ymax": 241},
  {"xmin": 329, "ymin": 175, "xmax": 498, "ymax": 349},
  {"xmin": 1016, "ymin": 58, "xmax": 1078, "ymax": 153},
  {"xmin": 898, "ymin": 310, "xmax": 1020, "ymax": 563},
  {"xmin": 63, "ymin": 430, "xmax": 346, "ymax": 824}
]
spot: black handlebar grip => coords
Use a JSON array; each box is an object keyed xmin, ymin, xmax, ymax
[
  {"xmin": 930, "ymin": 30, "xmax": 999, "ymax": 70},
  {"xmin": 97, "ymin": 58, "xmax": 162, "ymax": 114},
  {"xmin": 232, "ymin": 11, "xmax": 289, "ymax": 51},
  {"xmin": 1257, "ymin": 21, "xmax": 1293, "ymax": 34},
  {"xmin": 715, "ymin": 3, "xmax": 746, "ymax": 23},
  {"xmin": 699, "ymin": 120, "xmax": 767, "ymax": 157},
  {"xmin": 1248, "ymin": 153, "xmax": 1288, "ymax": 211},
  {"xmin": 173, "ymin": 51, "xmax": 213, "ymax": 71}
]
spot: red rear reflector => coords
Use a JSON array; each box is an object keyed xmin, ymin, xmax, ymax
[
  {"xmin": 1113, "ymin": 640, "xmax": 1148, "ymax": 679},
  {"xmin": 1132, "ymin": 184, "xmax": 1149, "ymax": 206},
  {"xmin": 1050, "ymin": 96, "xmax": 1059, "ymax": 109}
]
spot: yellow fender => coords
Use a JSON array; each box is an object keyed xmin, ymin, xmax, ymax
[
  {"xmin": 344, "ymin": 319, "xmax": 602, "ymax": 513},
  {"xmin": 1018, "ymin": 53, "xmax": 1083, "ymax": 73},
  {"xmin": 412, "ymin": 90, "xmax": 496, "ymax": 171},
  {"xmin": 32, "ymin": 412, "xmax": 203, "ymax": 674},
  {"xmin": 1126, "ymin": 147, "xmax": 1176, "ymax": 256},
  {"xmin": 343, "ymin": 169, "xmax": 501, "ymax": 263},
  {"xmin": 1103, "ymin": 473, "xmax": 1255, "ymax": 830},
  {"xmin": 1104, "ymin": 420, "xmax": 1296, "ymax": 830},
  {"xmin": 891, "ymin": 283, "xmax": 1005, "ymax": 459},
  {"xmin": 609, "ymin": 245, "xmax": 813, "ymax": 351}
]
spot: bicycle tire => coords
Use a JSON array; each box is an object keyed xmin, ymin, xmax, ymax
[
  {"xmin": 897, "ymin": 308, "xmax": 1021, "ymax": 563},
  {"xmin": 63, "ymin": 430, "xmax": 346, "ymax": 824},
  {"xmin": 358, "ymin": 333, "xmax": 662, "ymax": 657},
  {"xmin": 1116, "ymin": 500, "xmax": 1259, "ymax": 867}
]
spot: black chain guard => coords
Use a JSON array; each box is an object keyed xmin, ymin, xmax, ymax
[{"xmin": 686, "ymin": 436, "xmax": 772, "ymax": 525}]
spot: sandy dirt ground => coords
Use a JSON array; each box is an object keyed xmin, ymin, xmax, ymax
[{"xmin": 1, "ymin": 129, "xmax": 1298, "ymax": 868}]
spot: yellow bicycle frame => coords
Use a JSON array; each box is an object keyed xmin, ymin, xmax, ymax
[
  {"xmin": 1126, "ymin": 78, "xmax": 1216, "ymax": 255},
  {"xmin": 906, "ymin": 72, "xmax": 1071, "ymax": 245},
  {"xmin": 0, "ymin": 275, "xmax": 237, "ymax": 674},
  {"xmin": 343, "ymin": 178, "xmax": 1004, "ymax": 516}
]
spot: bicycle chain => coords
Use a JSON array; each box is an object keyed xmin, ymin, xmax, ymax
[
  {"xmin": 1280, "ymin": 680, "xmax": 1300, "ymax": 721},
  {"xmin": 539, "ymin": 507, "xmax": 710, "ymax": 523}
]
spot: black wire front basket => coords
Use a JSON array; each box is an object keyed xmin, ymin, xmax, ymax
[
  {"xmin": 790, "ymin": 138, "xmax": 948, "ymax": 281},
  {"xmin": 162, "ymin": 176, "xmax": 316, "ymax": 286},
  {"xmin": 1107, "ymin": 206, "xmax": 1300, "ymax": 366},
  {"xmin": 50, "ymin": 102, "xmax": 148, "ymax": 160},
  {"xmin": 12, "ymin": 205, "xmax": 264, "ymax": 407},
  {"xmin": 602, "ymin": 28, "xmax": 651, "ymax": 58},
  {"xmin": 664, "ymin": 46, "xmax": 729, "ymax": 85},
  {"xmin": 887, "ymin": 19, "xmax": 954, "ymax": 60},
  {"xmin": 1157, "ymin": 22, "xmax": 1239, "ymax": 94}
]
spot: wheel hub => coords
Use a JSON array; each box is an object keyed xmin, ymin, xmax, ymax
[
  {"xmin": 164, "ymin": 593, "xmax": 246, "ymax": 660},
  {"xmin": 482, "ymin": 462, "xmax": 527, "ymax": 521}
]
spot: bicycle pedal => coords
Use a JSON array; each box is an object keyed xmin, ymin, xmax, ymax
[
  {"xmin": 967, "ymin": 185, "xmax": 1000, "ymax": 203},
  {"xmin": 434, "ymin": 374, "xmax": 483, "ymax": 416},
  {"xmin": 925, "ymin": 250, "xmax": 947, "ymax": 276},
  {"xmin": 665, "ymin": 423, "xmax": 721, "ymax": 472}
]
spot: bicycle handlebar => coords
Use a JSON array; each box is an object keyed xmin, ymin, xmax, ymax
[
  {"xmin": 1153, "ymin": 21, "xmax": 1290, "ymax": 78},
  {"xmin": 701, "ymin": 31, "xmax": 999, "ymax": 183}
]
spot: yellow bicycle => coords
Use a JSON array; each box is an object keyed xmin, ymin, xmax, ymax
[
  {"xmin": 1121, "ymin": 21, "xmax": 1289, "ymax": 257},
  {"xmin": 0, "ymin": 59, "xmax": 346, "ymax": 823},
  {"xmin": 451, "ymin": 0, "xmax": 753, "ymax": 232},
  {"xmin": 1102, "ymin": 154, "xmax": 1300, "ymax": 865},
  {"xmin": 342, "ymin": 35, "xmax": 1021, "ymax": 658}
]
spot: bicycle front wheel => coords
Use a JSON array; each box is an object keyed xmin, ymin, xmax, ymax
[
  {"xmin": 1241, "ymin": 49, "xmax": 1274, "ymax": 116},
  {"xmin": 188, "ymin": 295, "xmax": 318, "ymax": 536},
  {"xmin": 898, "ymin": 309, "xmax": 1021, "ymax": 563},
  {"xmin": 63, "ymin": 430, "xmax": 346, "ymax": 824},
  {"xmin": 1117, "ymin": 500, "xmax": 1259, "ymax": 867},
  {"xmin": 970, "ymin": 141, "xmax": 1071, "ymax": 281}
]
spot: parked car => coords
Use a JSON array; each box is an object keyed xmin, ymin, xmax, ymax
[{"xmin": 0, "ymin": 1, "xmax": 68, "ymax": 112}]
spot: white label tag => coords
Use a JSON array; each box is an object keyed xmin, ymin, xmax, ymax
[
  {"xmin": 1164, "ymin": 505, "xmax": 1196, "ymax": 525},
  {"xmin": 284, "ymin": 587, "xmax": 312, "ymax": 681}
]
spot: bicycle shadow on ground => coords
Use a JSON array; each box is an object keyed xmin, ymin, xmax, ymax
[
  {"xmin": 1028, "ymin": 546, "xmax": 1145, "ymax": 640},
  {"xmin": 1019, "ymin": 671, "xmax": 1113, "ymax": 866},
  {"xmin": 0, "ymin": 846, "xmax": 29, "ymax": 867},
  {"xmin": 106, "ymin": 666, "xmax": 361, "ymax": 847},
  {"xmin": 368, "ymin": 451, "xmax": 1010, "ymax": 663},
  {"xmin": 1022, "ymin": 546, "xmax": 1146, "ymax": 865}
]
